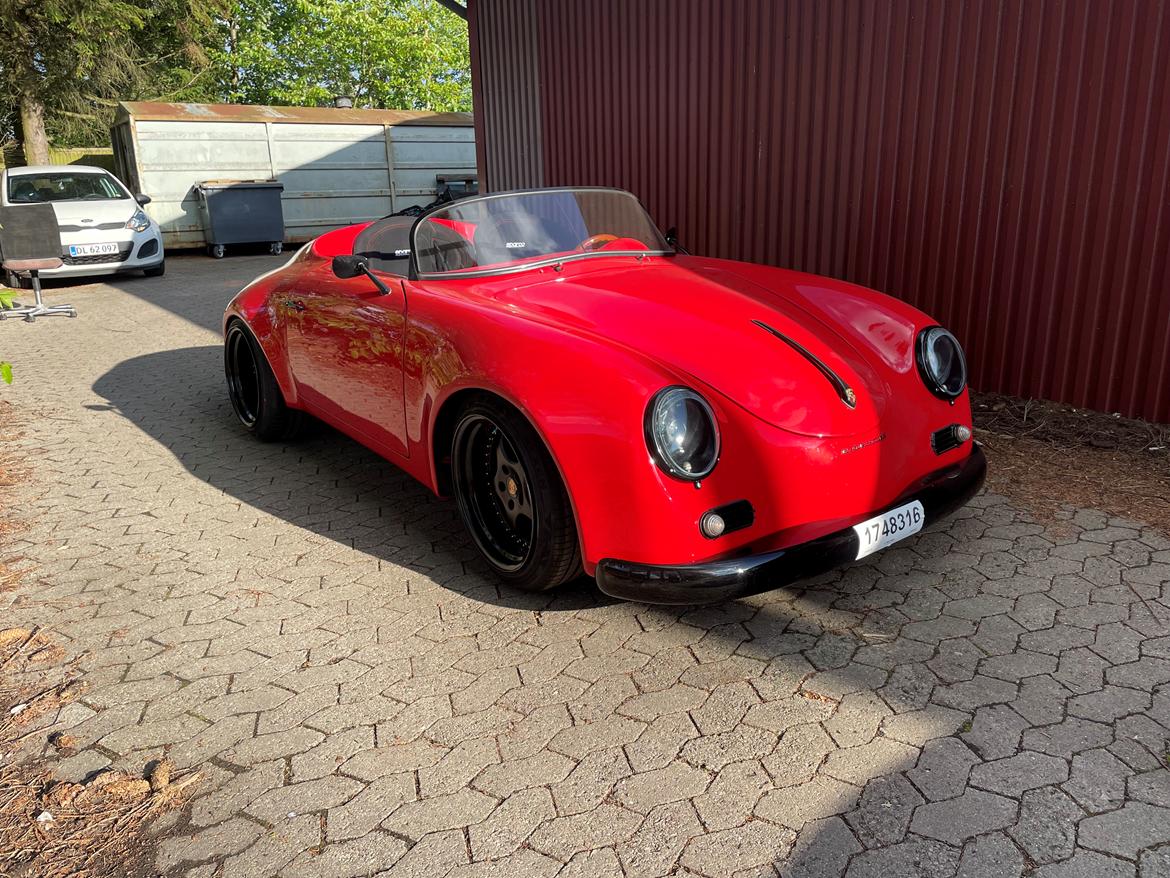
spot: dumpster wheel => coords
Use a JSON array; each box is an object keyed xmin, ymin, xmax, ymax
[{"xmin": 209, "ymin": 244, "xmax": 225, "ymax": 259}]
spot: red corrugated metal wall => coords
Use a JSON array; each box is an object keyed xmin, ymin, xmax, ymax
[
  {"xmin": 468, "ymin": 0, "xmax": 545, "ymax": 190},
  {"xmin": 469, "ymin": 0, "xmax": 1170, "ymax": 423}
]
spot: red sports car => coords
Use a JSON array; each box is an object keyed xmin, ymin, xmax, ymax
[{"xmin": 223, "ymin": 187, "xmax": 985, "ymax": 604}]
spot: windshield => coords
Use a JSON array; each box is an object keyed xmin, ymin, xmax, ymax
[
  {"xmin": 413, "ymin": 188, "xmax": 672, "ymax": 277},
  {"xmin": 7, "ymin": 172, "xmax": 129, "ymax": 204}
]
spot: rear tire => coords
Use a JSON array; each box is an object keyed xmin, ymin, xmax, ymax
[
  {"xmin": 224, "ymin": 321, "xmax": 302, "ymax": 441},
  {"xmin": 451, "ymin": 398, "xmax": 582, "ymax": 592}
]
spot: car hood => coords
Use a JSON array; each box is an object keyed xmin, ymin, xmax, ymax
[
  {"xmin": 484, "ymin": 257, "xmax": 923, "ymax": 438},
  {"xmin": 46, "ymin": 200, "xmax": 136, "ymax": 225}
]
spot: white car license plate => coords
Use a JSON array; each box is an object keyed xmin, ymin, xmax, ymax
[
  {"xmin": 68, "ymin": 242, "xmax": 120, "ymax": 257},
  {"xmin": 853, "ymin": 500, "xmax": 925, "ymax": 559}
]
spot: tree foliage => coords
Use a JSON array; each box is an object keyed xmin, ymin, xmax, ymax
[
  {"xmin": 0, "ymin": 0, "xmax": 146, "ymax": 151},
  {"xmin": 216, "ymin": 0, "xmax": 470, "ymax": 112},
  {"xmin": 132, "ymin": 0, "xmax": 226, "ymax": 105},
  {"xmin": 0, "ymin": 0, "xmax": 224, "ymax": 151},
  {"xmin": 0, "ymin": 0, "xmax": 470, "ymax": 158}
]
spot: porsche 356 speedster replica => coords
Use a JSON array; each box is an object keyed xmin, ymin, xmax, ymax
[{"xmin": 223, "ymin": 187, "xmax": 985, "ymax": 604}]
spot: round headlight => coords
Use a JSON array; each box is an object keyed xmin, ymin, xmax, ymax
[
  {"xmin": 916, "ymin": 326, "xmax": 967, "ymax": 399},
  {"xmin": 645, "ymin": 386, "xmax": 720, "ymax": 480}
]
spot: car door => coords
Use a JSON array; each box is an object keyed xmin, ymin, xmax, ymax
[{"xmin": 283, "ymin": 267, "xmax": 409, "ymax": 459}]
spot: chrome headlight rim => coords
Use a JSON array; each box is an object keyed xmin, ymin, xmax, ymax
[
  {"xmin": 916, "ymin": 325, "xmax": 968, "ymax": 400},
  {"xmin": 644, "ymin": 385, "xmax": 721, "ymax": 481}
]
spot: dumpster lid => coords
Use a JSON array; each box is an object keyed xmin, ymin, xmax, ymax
[{"xmin": 197, "ymin": 179, "xmax": 284, "ymax": 191}]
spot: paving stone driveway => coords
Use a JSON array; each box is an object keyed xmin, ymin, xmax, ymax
[{"xmin": 3, "ymin": 255, "xmax": 1170, "ymax": 878}]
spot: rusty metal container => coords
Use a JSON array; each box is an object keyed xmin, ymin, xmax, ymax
[{"xmin": 112, "ymin": 102, "xmax": 477, "ymax": 248}]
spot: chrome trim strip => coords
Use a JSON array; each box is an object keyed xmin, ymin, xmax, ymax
[
  {"xmin": 58, "ymin": 222, "xmax": 125, "ymax": 232},
  {"xmin": 417, "ymin": 249, "xmax": 673, "ymax": 280},
  {"xmin": 752, "ymin": 319, "xmax": 857, "ymax": 409}
]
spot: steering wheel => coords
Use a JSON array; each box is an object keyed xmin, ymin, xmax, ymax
[{"xmin": 578, "ymin": 233, "xmax": 619, "ymax": 252}]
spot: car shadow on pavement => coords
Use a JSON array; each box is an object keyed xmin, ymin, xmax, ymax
[
  {"xmin": 90, "ymin": 343, "xmax": 626, "ymax": 612},
  {"xmin": 89, "ymin": 340, "xmax": 864, "ymax": 612},
  {"xmin": 79, "ymin": 262, "xmax": 1170, "ymax": 876},
  {"xmin": 91, "ymin": 343, "xmax": 1081, "ymax": 877},
  {"xmin": 88, "ymin": 344, "xmax": 931, "ymax": 875}
]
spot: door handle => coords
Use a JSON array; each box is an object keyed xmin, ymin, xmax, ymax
[{"xmin": 283, "ymin": 299, "xmax": 305, "ymax": 312}]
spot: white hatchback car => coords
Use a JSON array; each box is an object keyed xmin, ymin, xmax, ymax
[{"xmin": 1, "ymin": 165, "xmax": 165, "ymax": 286}]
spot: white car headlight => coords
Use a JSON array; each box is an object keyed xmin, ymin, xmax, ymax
[
  {"xmin": 126, "ymin": 209, "xmax": 151, "ymax": 232},
  {"xmin": 645, "ymin": 386, "xmax": 720, "ymax": 480}
]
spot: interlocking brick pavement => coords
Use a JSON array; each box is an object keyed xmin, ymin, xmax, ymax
[{"xmin": 2, "ymin": 255, "xmax": 1169, "ymax": 877}]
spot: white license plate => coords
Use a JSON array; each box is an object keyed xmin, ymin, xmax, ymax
[
  {"xmin": 68, "ymin": 242, "xmax": 120, "ymax": 257},
  {"xmin": 853, "ymin": 500, "xmax": 925, "ymax": 559}
]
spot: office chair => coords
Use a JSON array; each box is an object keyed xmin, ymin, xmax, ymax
[{"xmin": 0, "ymin": 203, "xmax": 77, "ymax": 321}]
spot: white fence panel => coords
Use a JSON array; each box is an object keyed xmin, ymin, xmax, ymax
[{"xmin": 122, "ymin": 114, "xmax": 477, "ymax": 248}]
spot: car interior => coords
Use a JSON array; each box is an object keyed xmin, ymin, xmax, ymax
[
  {"xmin": 351, "ymin": 215, "xmax": 417, "ymax": 275},
  {"xmin": 7, "ymin": 173, "xmax": 124, "ymax": 204},
  {"xmin": 409, "ymin": 220, "xmax": 479, "ymax": 273},
  {"xmin": 352, "ymin": 193, "xmax": 662, "ymax": 278}
]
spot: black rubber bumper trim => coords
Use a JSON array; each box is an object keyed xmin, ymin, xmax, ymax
[{"xmin": 595, "ymin": 444, "xmax": 987, "ymax": 605}]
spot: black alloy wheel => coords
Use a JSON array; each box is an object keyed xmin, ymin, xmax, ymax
[
  {"xmin": 451, "ymin": 400, "xmax": 581, "ymax": 591},
  {"xmin": 454, "ymin": 415, "xmax": 535, "ymax": 571},
  {"xmin": 225, "ymin": 324, "xmax": 262, "ymax": 428},
  {"xmin": 224, "ymin": 322, "xmax": 302, "ymax": 441}
]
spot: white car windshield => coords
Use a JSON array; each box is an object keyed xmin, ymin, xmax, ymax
[
  {"xmin": 7, "ymin": 172, "xmax": 129, "ymax": 204},
  {"xmin": 413, "ymin": 189, "xmax": 672, "ymax": 277}
]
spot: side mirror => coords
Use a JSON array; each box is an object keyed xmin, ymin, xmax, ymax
[
  {"xmin": 332, "ymin": 254, "xmax": 393, "ymax": 296},
  {"xmin": 663, "ymin": 226, "xmax": 688, "ymax": 254},
  {"xmin": 332, "ymin": 254, "xmax": 370, "ymax": 279},
  {"xmin": 135, "ymin": 193, "xmax": 152, "ymax": 206}
]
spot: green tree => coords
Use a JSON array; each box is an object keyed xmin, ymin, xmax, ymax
[
  {"xmin": 0, "ymin": 0, "xmax": 146, "ymax": 162},
  {"xmin": 132, "ymin": 0, "xmax": 225, "ymax": 105},
  {"xmin": 0, "ymin": 0, "xmax": 222, "ymax": 159},
  {"xmin": 215, "ymin": 0, "xmax": 471, "ymax": 112},
  {"xmin": 0, "ymin": 290, "xmax": 14, "ymax": 383},
  {"xmin": 0, "ymin": 0, "xmax": 467, "ymax": 159}
]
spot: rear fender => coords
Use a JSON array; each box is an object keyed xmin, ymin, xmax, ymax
[{"xmin": 222, "ymin": 246, "xmax": 318, "ymax": 406}]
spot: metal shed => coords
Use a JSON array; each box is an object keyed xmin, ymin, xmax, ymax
[{"xmin": 111, "ymin": 102, "xmax": 477, "ymax": 248}]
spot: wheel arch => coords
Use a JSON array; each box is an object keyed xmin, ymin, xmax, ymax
[
  {"xmin": 224, "ymin": 311, "xmax": 298, "ymax": 407},
  {"xmin": 429, "ymin": 386, "xmax": 585, "ymax": 560}
]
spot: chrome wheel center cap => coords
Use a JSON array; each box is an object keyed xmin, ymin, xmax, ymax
[{"xmin": 506, "ymin": 477, "xmax": 518, "ymax": 497}]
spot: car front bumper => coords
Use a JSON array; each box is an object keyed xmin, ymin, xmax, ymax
[
  {"xmin": 594, "ymin": 444, "xmax": 988, "ymax": 605},
  {"xmin": 40, "ymin": 228, "xmax": 164, "ymax": 279}
]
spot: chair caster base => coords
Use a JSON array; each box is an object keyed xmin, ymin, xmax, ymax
[{"xmin": 0, "ymin": 304, "xmax": 77, "ymax": 321}]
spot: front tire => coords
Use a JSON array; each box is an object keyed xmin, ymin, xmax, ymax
[
  {"xmin": 224, "ymin": 321, "xmax": 302, "ymax": 441},
  {"xmin": 451, "ymin": 399, "xmax": 582, "ymax": 591},
  {"xmin": 143, "ymin": 260, "xmax": 165, "ymax": 278}
]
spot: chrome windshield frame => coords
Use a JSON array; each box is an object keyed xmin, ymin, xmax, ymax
[{"xmin": 409, "ymin": 187, "xmax": 674, "ymax": 280}]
